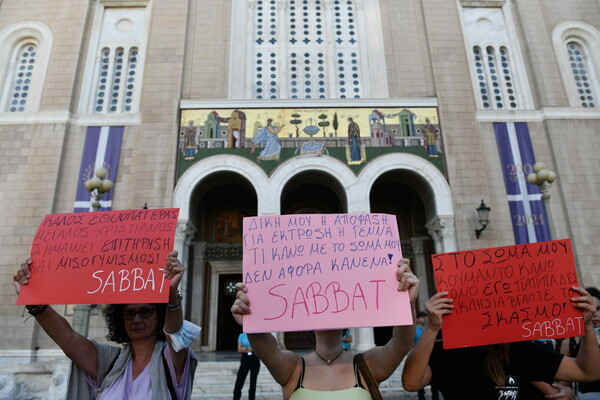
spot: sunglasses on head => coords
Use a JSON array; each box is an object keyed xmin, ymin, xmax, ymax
[{"xmin": 122, "ymin": 306, "xmax": 155, "ymax": 321}]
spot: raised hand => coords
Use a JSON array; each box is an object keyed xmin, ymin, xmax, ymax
[
  {"xmin": 570, "ymin": 286, "xmax": 598, "ymax": 325},
  {"xmin": 425, "ymin": 292, "xmax": 454, "ymax": 330},
  {"xmin": 396, "ymin": 258, "xmax": 420, "ymax": 303},
  {"xmin": 163, "ymin": 250, "xmax": 184, "ymax": 290},
  {"xmin": 13, "ymin": 259, "xmax": 33, "ymax": 295},
  {"xmin": 231, "ymin": 282, "xmax": 251, "ymax": 327}
]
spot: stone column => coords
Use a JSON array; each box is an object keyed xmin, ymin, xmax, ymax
[
  {"xmin": 175, "ymin": 220, "xmax": 196, "ymax": 314},
  {"xmin": 276, "ymin": 332, "xmax": 285, "ymax": 350},
  {"xmin": 191, "ymin": 241, "xmax": 207, "ymax": 340},
  {"xmin": 410, "ymin": 236, "xmax": 430, "ymax": 311},
  {"xmin": 354, "ymin": 327, "xmax": 376, "ymax": 352}
]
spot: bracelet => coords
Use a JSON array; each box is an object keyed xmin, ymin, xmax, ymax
[
  {"xmin": 167, "ymin": 291, "xmax": 182, "ymax": 311},
  {"xmin": 25, "ymin": 305, "xmax": 48, "ymax": 316}
]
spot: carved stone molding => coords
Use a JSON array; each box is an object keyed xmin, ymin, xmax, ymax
[
  {"xmin": 205, "ymin": 243, "xmax": 243, "ymax": 260},
  {"xmin": 425, "ymin": 216, "xmax": 455, "ymax": 240},
  {"xmin": 176, "ymin": 221, "xmax": 196, "ymax": 245}
]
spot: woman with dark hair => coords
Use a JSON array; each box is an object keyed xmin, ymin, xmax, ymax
[
  {"xmin": 13, "ymin": 250, "xmax": 200, "ymax": 400},
  {"xmin": 402, "ymin": 288, "xmax": 600, "ymax": 400}
]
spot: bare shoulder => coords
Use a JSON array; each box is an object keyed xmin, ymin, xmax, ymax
[{"xmin": 280, "ymin": 351, "xmax": 303, "ymax": 397}]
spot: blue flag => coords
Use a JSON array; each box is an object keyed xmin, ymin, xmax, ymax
[
  {"xmin": 73, "ymin": 126, "xmax": 124, "ymax": 212},
  {"xmin": 494, "ymin": 122, "xmax": 550, "ymax": 243}
]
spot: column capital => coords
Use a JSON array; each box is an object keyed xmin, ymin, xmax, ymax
[
  {"xmin": 425, "ymin": 215, "xmax": 455, "ymax": 240},
  {"xmin": 176, "ymin": 220, "xmax": 196, "ymax": 245},
  {"xmin": 425, "ymin": 215, "xmax": 457, "ymax": 254}
]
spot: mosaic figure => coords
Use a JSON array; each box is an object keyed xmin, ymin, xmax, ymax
[{"xmin": 251, "ymin": 119, "xmax": 283, "ymax": 161}]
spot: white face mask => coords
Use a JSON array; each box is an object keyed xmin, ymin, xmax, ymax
[{"xmin": 164, "ymin": 320, "xmax": 201, "ymax": 352}]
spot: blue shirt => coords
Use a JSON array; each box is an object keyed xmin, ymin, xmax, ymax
[
  {"xmin": 415, "ymin": 325, "xmax": 425, "ymax": 343},
  {"xmin": 238, "ymin": 333, "xmax": 251, "ymax": 348}
]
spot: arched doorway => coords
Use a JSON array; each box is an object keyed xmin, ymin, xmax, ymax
[
  {"xmin": 188, "ymin": 171, "xmax": 257, "ymax": 351},
  {"xmin": 281, "ymin": 170, "xmax": 347, "ymax": 215},
  {"xmin": 369, "ymin": 170, "xmax": 436, "ymax": 346},
  {"xmin": 280, "ymin": 170, "xmax": 346, "ymax": 349}
]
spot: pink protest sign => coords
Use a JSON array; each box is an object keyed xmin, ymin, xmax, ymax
[
  {"xmin": 433, "ymin": 239, "xmax": 583, "ymax": 349},
  {"xmin": 17, "ymin": 208, "xmax": 179, "ymax": 305},
  {"xmin": 242, "ymin": 213, "xmax": 412, "ymax": 333}
]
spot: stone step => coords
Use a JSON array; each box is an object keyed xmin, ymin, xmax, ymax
[{"xmin": 0, "ymin": 356, "xmax": 417, "ymax": 400}]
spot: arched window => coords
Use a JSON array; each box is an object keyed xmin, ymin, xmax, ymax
[
  {"xmin": 5, "ymin": 42, "xmax": 38, "ymax": 112},
  {"xmin": 0, "ymin": 22, "xmax": 52, "ymax": 113},
  {"xmin": 93, "ymin": 46, "xmax": 140, "ymax": 113},
  {"xmin": 461, "ymin": 6, "xmax": 532, "ymax": 110},
  {"xmin": 553, "ymin": 22, "xmax": 600, "ymax": 109},
  {"xmin": 79, "ymin": 5, "xmax": 148, "ymax": 114},
  {"xmin": 471, "ymin": 45, "xmax": 519, "ymax": 110}
]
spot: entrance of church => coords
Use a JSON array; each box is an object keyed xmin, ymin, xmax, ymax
[{"xmin": 216, "ymin": 273, "xmax": 242, "ymax": 351}]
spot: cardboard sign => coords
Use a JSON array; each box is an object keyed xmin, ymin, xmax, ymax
[
  {"xmin": 432, "ymin": 239, "xmax": 583, "ymax": 349},
  {"xmin": 17, "ymin": 208, "xmax": 179, "ymax": 305},
  {"xmin": 242, "ymin": 213, "xmax": 413, "ymax": 333}
]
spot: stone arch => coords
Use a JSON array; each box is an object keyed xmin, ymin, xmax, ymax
[
  {"xmin": 358, "ymin": 153, "xmax": 453, "ymax": 218},
  {"xmin": 173, "ymin": 155, "xmax": 268, "ymax": 220},
  {"xmin": 266, "ymin": 155, "xmax": 360, "ymax": 214}
]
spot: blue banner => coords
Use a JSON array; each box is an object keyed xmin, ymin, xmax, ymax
[
  {"xmin": 73, "ymin": 126, "xmax": 124, "ymax": 212},
  {"xmin": 494, "ymin": 122, "xmax": 550, "ymax": 243}
]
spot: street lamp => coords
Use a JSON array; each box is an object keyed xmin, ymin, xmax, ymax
[
  {"xmin": 84, "ymin": 167, "xmax": 114, "ymax": 212},
  {"xmin": 475, "ymin": 199, "xmax": 491, "ymax": 239},
  {"xmin": 526, "ymin": 162, "xmax": 557, "ymax": 239},
  {"xmin": 72, "ymin": 167, "xmax": 113, "ymax": 336}
]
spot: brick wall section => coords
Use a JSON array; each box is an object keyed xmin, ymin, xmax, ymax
[
  {"xmin": 0, "ymin": 123, "xmax": 68, "ymax": 349},
  {"xmin": 417, "ymin": 0, "xmax": 501, "ymax": 247},
  {"xmin": 0, "ymin": 0, "xmax": 89, "ymax": 111},
  {"xmin": 513, "ymin": 0, "xmax": 600, "ymax": 108},
  {"xmin": 183, "ymin": 0, "xmax": 232, "ymax": 99},
  {"xmin": 380, "ymin": 0, "xmax": 434, "ymax": 98},
  {"xmin": 129, "ymin": 0, "xmax": 189, "ymax": 208},
  {"xmin": 511, "ymin": 0, "xmax": 567, "ymax": 107},
  {"xmin": 544, "ymin": 119, "xmax": 600, "ymax": 284}
]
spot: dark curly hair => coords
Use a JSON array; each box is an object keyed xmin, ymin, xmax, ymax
[{"xmin": 102, "ymin": 303, "xmax": 167, "ymax": 344}]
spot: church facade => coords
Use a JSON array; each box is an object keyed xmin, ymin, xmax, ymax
[{"xmin": 1, "ymin": 0, "xmax": 599, "ymax": 375}]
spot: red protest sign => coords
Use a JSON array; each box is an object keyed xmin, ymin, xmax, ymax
[
  {"xmin": 432, "ymin": 239, "xmax": 583, "ymax": 349},
  {"xmin": 242, "ymin": 213, "xmax": 413, "ymax": 333},
  {"xmin": 17, "ymin": 208, "xmax": 179, "ymax": 305}
]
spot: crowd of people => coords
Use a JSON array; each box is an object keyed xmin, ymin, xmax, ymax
[{"xmin": 14, "ymin": 249, "xmax": 600, "ymax": 399}]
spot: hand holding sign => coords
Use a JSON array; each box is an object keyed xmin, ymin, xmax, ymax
[
  {"xmin": 424, "ymin": 292, "xmax": 454, "ymax": 331},
  {"xmin": 233, "ymin": 257, "xmax": 418, "ymax": 329},
  {"xmin": 16, "ymin": 208, "xmax": 179, "ymax": 305},
  {"xmin": 432, "ymin": 239, "xmax": 583, "ymax": 349},
  {"xmin": 239, "ymin": 213, "xmax": 415, "ymax": 333}
]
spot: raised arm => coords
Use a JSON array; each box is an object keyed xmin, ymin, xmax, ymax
[
  {"xmin": 402, "ymin": 292, "xmax": 453, "ymax": 391},
  {"xmin": 362, "ymin": 259, "xmax": 419, "ymax": 382},
  {"xmin": 553, "ymin": 286, "xmax": 600, "ymax": 382},
  {"xmin": 162, "ymin": 250, "xmax": 191, "ymax": 381},
  {"xmin": 14, "ymin": 259, "xmax": 98, "ymax": 378},
  {"xmin": 231, "ymin": 282, "xmax": 300, "ymax": 386}
]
